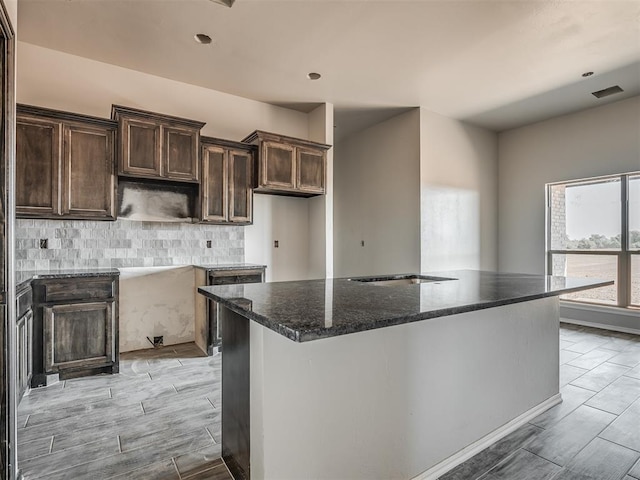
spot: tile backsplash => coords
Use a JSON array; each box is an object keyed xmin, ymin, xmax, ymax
[{"xmin": 15, "ymin": 219, "xmax": 244, "ymax": 271}]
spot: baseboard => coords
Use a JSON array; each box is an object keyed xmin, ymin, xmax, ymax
[
  {"xmin": 413, "ymin": 393, "xmax": 562, "ymax": 480},
  {"xmin": 561, "ymin": 318, "xmax": 640, "ymax": 336}
]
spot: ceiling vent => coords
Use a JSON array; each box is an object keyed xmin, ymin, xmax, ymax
[{"xmin": 591, "ymin": 85, "xmax": 624, "ymax": 99}]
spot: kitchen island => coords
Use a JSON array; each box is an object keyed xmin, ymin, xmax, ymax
[{"xmin": 198, "ymin": 270, "xmax": 611, "ymax": 480}]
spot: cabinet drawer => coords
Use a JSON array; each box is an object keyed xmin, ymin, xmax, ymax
[
  {"xmin": 209, "ymin": 270, "xmax": 264, "ymax": 286},
  {"xmin": 40, "ymin": 277, "xmax": 115, "ymax": 303},
  {"xmin": 16, "ymin": 287, "xmax": 33, "ymax": 318}
]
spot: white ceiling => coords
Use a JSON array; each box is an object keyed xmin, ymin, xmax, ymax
[{"xmin": 17, "ymin": 0, "xmax": 640, "ymax": 138}]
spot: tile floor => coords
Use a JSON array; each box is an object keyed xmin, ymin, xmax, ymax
[
  {"xmin": 18, "ymin": 343, "xmax": 231, "ymax": 480},
  {"xmin": 441, "ymin": 322, "xmax": 640, "ymax": 480},
  {"xmin": 17, "ymin": 323, "xmax": 640, "ymax": 480}
]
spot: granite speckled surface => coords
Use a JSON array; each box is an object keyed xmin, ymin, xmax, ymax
[
  {"xmin": 17, "ymin": 268, "xmax": 120, "ymax": 291},
  {"xmin": 193, "ymin": 263, "xmax": 266, "ymax": 271},
  {"xmin": 197, "ymin": 270, "xmax": 613, "ymax": 342}
]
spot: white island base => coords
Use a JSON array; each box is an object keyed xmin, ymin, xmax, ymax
[{"xmin": 223, "ymin": 296, "xmax": 560, "ymax": 479}]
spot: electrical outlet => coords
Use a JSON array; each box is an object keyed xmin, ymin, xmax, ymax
[
  {"xmin": 39, "ymin": 239, "xmax": 48, "ymax": 249},
  {"xmin": 274, "ymin": 240, "xmax": 279, "ymax": 248},
  {"xmin": 206, "ymin": 240, "xmax": 212, "ymax": 248},
  {"xmin": 153, "ymin": 336, "xmax": 163, "ymax": 346}
]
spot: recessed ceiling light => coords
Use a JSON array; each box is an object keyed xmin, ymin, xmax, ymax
[
  {"xmin": 194, "ymin": 33, "xmax": 213, "ymax": 45},
  {"xmin": 582, "ymin": 71, "xmax": 594, "ymax": 77},
  {"xmin": 307, "ymin": 72, "xmax": 322, "ymax": 80}
]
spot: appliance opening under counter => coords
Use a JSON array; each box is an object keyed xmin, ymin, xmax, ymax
[{"xmin": 348, "ymin": 274, "xmax": 457, "ymax": 286}]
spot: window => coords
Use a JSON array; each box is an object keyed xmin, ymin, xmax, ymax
[{"xmin": 547, "ymin": 172, "xmax": 639, "ymax": 308}]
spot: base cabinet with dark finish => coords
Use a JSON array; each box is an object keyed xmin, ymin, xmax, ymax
[
  {"xmin": 16, "ymin": 284, "xmax": 33, "ymax": 403},
  {"xmin": 16, "ymin": 104, "xmax": 117, "ymax": 220},
  {"xmin": 200, "ymin": 136, "xmax": 255, "ymax": 225},
  {"xmin": 242, "ymin": 130, "xmax": 330, "ymax": 197},
  {"xmin": 31, "ymin": 273, "xmax": 119, "ymax": 385},
  {"xmin": 207, "ymin": 267, "xmax": 264, "ymax": 354}
]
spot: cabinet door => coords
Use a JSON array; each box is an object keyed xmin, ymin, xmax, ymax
[
  {"xmin": 201, "ymin": 145, "xmax": 227, "ymax": 222},
  {"xmin": 119, "ymin": 117, "xmax": 162, "ymax": 178},
  {"xmin": 164, "ymin": 126, "xmax": 199, "ymax": 181},
  {"xmin": 229, "ymin": 149, "xmax": 253, "ymax": 224},
  {"xmin": 16, "ymin": 116, "xmax": 62, "ymax": 216},
  {"xmin": 62, "ymin": 124, "xmax": 115, "ymax": 219},
  {"xmin": 261, "ymin": 141, "xmax": 295, "ymax": 190},
  {"xmin": 43, "ymin": 301, "xmax": 115, "ymax": 373},
  {"xmin": 296, "ymin": 147, "xmax": 325, "ymax": 194}
]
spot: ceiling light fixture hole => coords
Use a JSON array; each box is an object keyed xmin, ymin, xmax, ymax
[
  {"xmin": 582, "ymin": 71, "xmax": 594, "ymax": 77},
  {"xmin": 307, "ymin": 72, "xmax": 322, "ymax": 80},
  {"xmin": 194, "ymin": 33, "xmax": 213, "ymax": 45}
]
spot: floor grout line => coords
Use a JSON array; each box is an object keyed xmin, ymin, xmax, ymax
[
  {"xmin": 172, "ymin": 457, "xmax": 183, "ymax": 480},
  {"xmin": 49, "ymin": 436, "xmax": 55, "ymax": 454},
  {"xmin": 117, "ymin": 435, "xmax": 122, "ymax": 454}
]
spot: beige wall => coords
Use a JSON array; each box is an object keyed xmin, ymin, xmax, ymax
[
  {"xmin": 420, "ymin": 109, "xmax": 498, "ymax": 272},
  {"xmin": 333, "ymin": 109, "xmax": 421, "ymax": 277},
  {"xmin": 498, "ymin": 96, "xmax": 640, "ymax": 275},
  {"xmin": 16, "ymin": 42, "xmax": 330, "ymax": 281}
]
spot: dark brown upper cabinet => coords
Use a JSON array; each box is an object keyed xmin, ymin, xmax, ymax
[
  {"xmin": 200, "ymin": 136, "xmax": 254, "ymax": 225},
  {"xmin": 112, "ymin": 105, "xmax": 205, "ymax": 183},
  {"xmin": 16, "ymin": 105, "xmax": 117, "ymax": 220},
  {"xmin": 242, "ymin": 130, "xmax": 330, "ymax": 197}
]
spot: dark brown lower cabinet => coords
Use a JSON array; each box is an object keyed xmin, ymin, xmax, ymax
[
  {"xmin": 43, "ymin": 302, "xmax": 115, "ymax": 375},
  {"xmin": 16, "ymin": 309, "xmax": 33, "ymax": 403},
  {"xmin": 16, "ymin": 284, "xmax": 33, "ymax": 403},
  {"xmin": 32, "ymin": 274, "xmax": 119, "ymax": 385},
  {"xmin": 207, "ymin": 267, "xmax": 265, "ymax": 354}
]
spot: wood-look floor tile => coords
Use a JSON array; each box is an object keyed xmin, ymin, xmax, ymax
[
  {"xmin": 567, "ymin": 349, "xmax": 618, "ymax": 370},
  {"xmin": 523, "ymin": 405, "xmax": 616, "ymax": 466},
  {"xmin": 625, "ymin": 364, "xmax": 640, "ymax": 380},
  {"xmin": 560, "ymin": 340, "xmax": 576, "ymax": 350},
  {"xmin": 182, "ymin": 461, "xmax": 230, "ymax": 480},
  {"xmin": 560, "ymin": 350, "xmax": 583, "ymax": 365},
  {"xmin": 560, "ymin": 364, "xmax": 588, "ymax": 387},
  {"xmin": 141, "ymin": 393, "xmax": 214, "ymax": 416},
  {"xmin": 608, "ymin": 349, "xmax": 640, "ymax": 368},
  {"xmin": 477, "ymin": 449, "xmax": 561, "ymax": 480},
  {"xmin": 585, "ymin": 376, "xmax": 640, "ymax": 415},
  {"xmin": 599, "ymin": 397, "xmax": 640, "ymax": 452},
  {"xmin": 17, "ymin": 436, "xmax": 51, "ymax": 462},
  {"xmin": 439, "ymin": 423, "xmax": 542, "ymax": 480},
  {"xmin": 560, "ymin": 437, "xmax": 640, "ymax": 480},
  {"xmin": 23, "ymin": 437, "xmax": 119, "ymax": 479},
  {"xmin": 570, "ymin": 362, "xmax": 630, "ymax": 392},
  {"xmin": 564, "ymin": 338, "xmax": 610, "ymax": 354},
  {"xmin": 119, "ymin": 413, "xmax": 219, "ymax": 453},
  {"xmin": 628, "ymin": 457, "xmax": 640, "ymax": 479},
  {"xmin": 173, "ymin": 444, "xmax": 223, "ymax": 478},
  {"xmin": 530, "ymin": 384, "xmax": 595, "ymax": 430},
  {"xmin": 24, "ymin": 396, "xmax": 140, "ymax": 428},
  {"xmin": 38, "ymin": 429, "xmax": 214, "ymax": 480},
  {"xmin": 106, "ymin": 459, "xmax": 180, "ymax": 480}
]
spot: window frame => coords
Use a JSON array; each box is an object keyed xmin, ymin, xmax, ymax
[{"xmin": 546, "ymin": 171, "xmax": 639, "ymax": 309}]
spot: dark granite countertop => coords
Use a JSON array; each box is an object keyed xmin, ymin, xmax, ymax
[
  {"xmin": 17, "ymin": 268, "xmax": 121, "ymax": 291},
  {"xmin": 197, "ymin": 270, "xmax": 613, "ymax": 343},
  {"xmin": 193, "ymin": 263, "xmax": 266, "ymax": 271}
]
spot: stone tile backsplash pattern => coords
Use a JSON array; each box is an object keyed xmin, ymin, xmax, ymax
[{"xmin": 15, "ymin": 219, "xmax": 244, "ymax": 270}]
